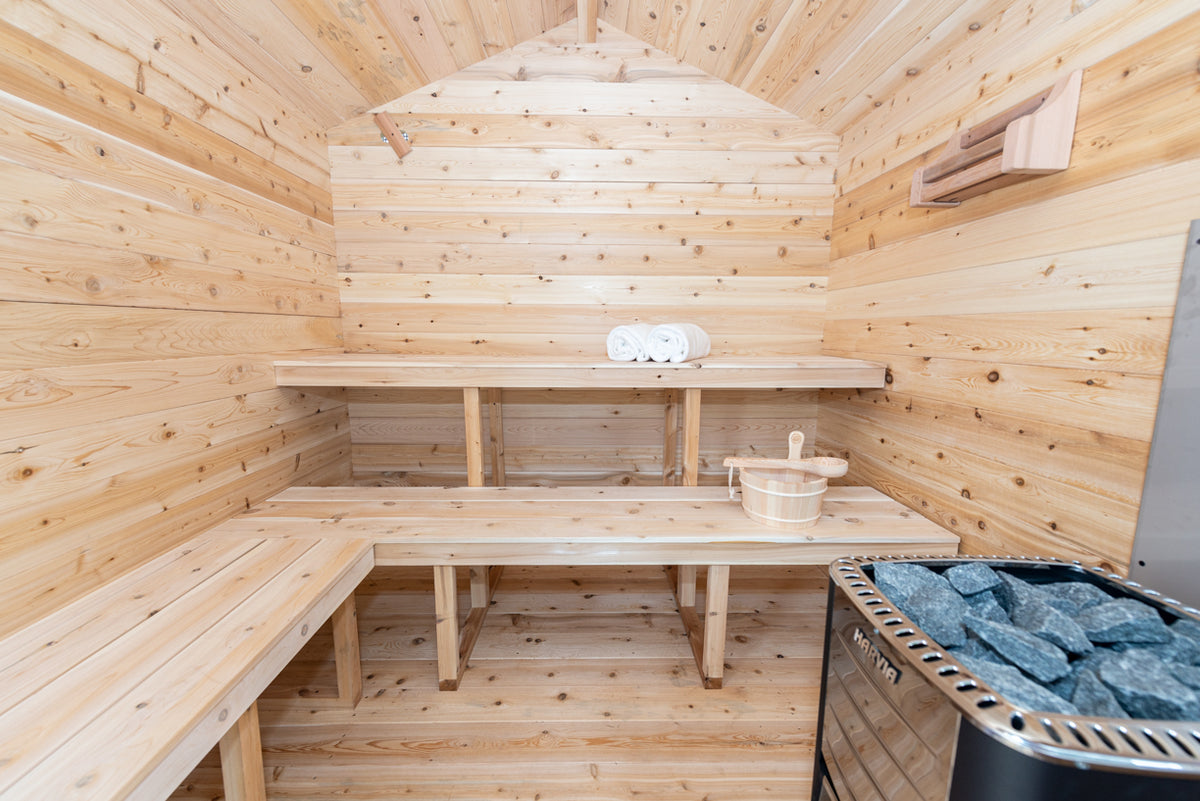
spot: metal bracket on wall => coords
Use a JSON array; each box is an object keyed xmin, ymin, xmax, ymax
[{"xmin": 373, "ymin": 111, "xmax": 412, "ymax": 160}]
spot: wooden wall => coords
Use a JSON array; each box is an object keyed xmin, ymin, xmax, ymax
[
  {"xmin": 0, "ymin": 2, "xmax": 350, "ymax": 636},
  {"xmin": 812, "ymin": 1, "xmax": 1199, "ymax": 572},
  {"xmin": 328, "ymin": 22, "xmax": 839, "ymax": 485}
]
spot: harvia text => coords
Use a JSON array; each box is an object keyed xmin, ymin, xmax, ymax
[{"xmin": 853, "ymin": 627, "xmax": 902, "ymax": 686}]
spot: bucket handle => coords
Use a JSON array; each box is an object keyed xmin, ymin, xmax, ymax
[{"xmin": 727, "ymin": 465, "xmax": 739, "ymax": 501}]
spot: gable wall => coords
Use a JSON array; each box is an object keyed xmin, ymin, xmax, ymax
[{"xmin": 329, "ymin": 23, "xmax": 840, "ymax": 485}]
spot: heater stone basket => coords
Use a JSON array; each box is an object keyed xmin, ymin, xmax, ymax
[{"xmin": 723, "ymin": 431, "xmax": 849, "ymax": 529}]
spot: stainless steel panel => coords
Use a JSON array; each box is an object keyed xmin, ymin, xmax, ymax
[
  {"xmin": 823, "ymin": 581, "xmax": 958, "ymax": 801},
  {"xmin": 1131, "ymin": 219, "xmax": 1200, "ymax": 609}
]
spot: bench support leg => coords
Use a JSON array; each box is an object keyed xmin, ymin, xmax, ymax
[
  {"xmin": 668, "ymin": 565, "xmax": 730, "ymax": 690},
  {"xmin": 434, "ymin": 565, "xmax": 461, "ymax": 690},
  {"xmin": 701, "ymin": 565, "xmax": 730, "ymax": 688},
  {"xmin": 219, "ymin": 700, "xmax": 267, "ymax": 801},
  {"xmin": 487, "ymin": 388, "xmax": 506, "ymax": 486},
  {"xmin": 666, "ymin": 387, "xmax": 704, "ymax": 628},
  {"xmin": 463, "ymin": 387, "xmax": 485, "ymax": 488},
  {"xmin": 681, "ymin": 387, "xmax": 702, "ymax": 486},
  {"xmin": 662, "ymin": 389, "xmax": 679, "ymax": 485},
  {"xmin": 676, "ymin": 565, "xmax": 697, "ymax": 608},
  {"xmin": 434, "ymin": 565, "xmax": 504, "ymax": 691},
  {"xmin": 331, "ymin": 592, "xmax": 363, "ymax": 707}
]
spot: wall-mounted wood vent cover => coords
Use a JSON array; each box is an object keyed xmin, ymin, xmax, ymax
[{"xmin": 910, "ymin": 70, "xmax": 1083, "ymax": 208}]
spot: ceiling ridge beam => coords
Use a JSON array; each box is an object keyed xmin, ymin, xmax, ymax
[{"xmin": 577, "ymin": 0, "xmax": 598, "ymax": 43}]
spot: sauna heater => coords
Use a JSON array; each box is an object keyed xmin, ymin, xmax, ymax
[{"xmin": 813, "ymin": 556, "xmax": 1200, "ymax": 801}]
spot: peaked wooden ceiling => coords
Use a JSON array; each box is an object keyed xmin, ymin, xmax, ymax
[{"xmin": 162, "ymin": 0, "xmax": 998, "ymax": 135}]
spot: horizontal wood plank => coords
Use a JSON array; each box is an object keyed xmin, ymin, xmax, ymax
[
  {"xmin": 0, "ymin": 302, "xmax": 341, "ymax": 369},
  {"xmin": 327, "ymin": 112, "xmax": 839, "ymax": 150},
  {"xmin": 331, "ymin": 145, "xmax": 834, "ymax": 184},
  {"xmin": 376, "ymin": 78, "xmax": 797, "ymax": 117},
  {"xmin": 337, "ymin": 241, "xmax": 831, "ymax": 275},
  {"xmin": 0, "ymin": 231, "xmax": 339, "ymax": 317},
  {"xmin": 333, "ymin": 180, "xmax": 832, "ymax": 214},
  {"xmin": 0, "ymin": 89, "xmax": 334, "ymax": 257},
  {"xmin": 0, "ymin": 159, "xmax": 335, "ymax": 283},
  {"xmin": 0, "ymin": 349, "xmax": 343, "ymax": 440},
  {"xmin": 0, "ymin": 17, "xmax": 333, "ymax": 223},
  {"xmin": 339, "ymin": 274, "xmax": 825, "ymax": 306}
]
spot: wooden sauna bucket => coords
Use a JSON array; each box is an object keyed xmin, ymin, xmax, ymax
[{"xmin": 723, "ymin": 432, "xmax": 848, "ymax": 530}]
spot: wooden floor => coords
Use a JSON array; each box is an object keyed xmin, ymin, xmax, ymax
[{"xmin": 171, "ymin": 564, "xmax": 829, "ymax": 800}]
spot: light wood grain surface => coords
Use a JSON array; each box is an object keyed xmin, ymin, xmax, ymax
[
  {"xmin": 0, "ymin": 1, "xmax": 350, "ymax": 637},
  {"xmin": 228, "ymin": 485, "xmax": 958, "ymax": 565},
  {"xmin": 0, "ymin": 534, "xmax": 373, "ymax": 801}
]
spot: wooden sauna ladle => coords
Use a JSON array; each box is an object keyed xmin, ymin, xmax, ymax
[{"xmin": 722, "ymin": 431, "xmax": 849, "ymax": 479}]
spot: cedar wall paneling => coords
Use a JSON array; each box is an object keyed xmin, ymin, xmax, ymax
[
  {"xmin": 811, "ymin": 2, "xmax": 1200, "ymax": 572},
  {"xmin": 0, "ymin": 2, "xmax": 350, "ymax": 636},
  {"xmin": 328, "ymin": 22, "xmax": 838, "ymax": 486}
]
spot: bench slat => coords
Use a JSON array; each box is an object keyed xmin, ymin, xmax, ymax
[
  {"xmin": 261, "ymin": 485, "xmax": 889, "ymax": 504},
  {"xmin": 219, "ymin": 485, "xmax": 959, "ymax": 567},
  {"xmin": 125, "ymin": 540, "xmax": 373, "ymax": 801},
  {"xmin": 0, "ymin": 536, "xmax": 264, "ymax": 717},
  {"xmin": 367, "ymin": 541, "xmax": 954, "ymax": 566},
  {"xmin": 239, "ymin": 497, "xmax": 925, "ymax": 525},
  {"xmin": 0, "ymin": 538, "xmax": 316, "ymax": 796}
]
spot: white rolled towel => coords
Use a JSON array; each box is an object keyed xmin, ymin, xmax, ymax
[
  {"xmin": 606, "ymin": 323, "xmax": 654, "ymax": 361},
  {"xmin": 646, "ymin": 323, "xmax": 711, "ymax": 363}
]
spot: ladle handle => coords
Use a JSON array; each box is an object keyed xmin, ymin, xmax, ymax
[{"xmin": 788, "ymin": 430, "xmax": 804, "ymax": 461}]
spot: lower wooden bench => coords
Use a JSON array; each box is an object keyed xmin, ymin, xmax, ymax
[
  {"xmin": 0, "ymin": 533, "xmax": 373, "ymax": 801},
  {"xmin": 229, "ymin": 485, "xmax": 960, "ymax": 691}
]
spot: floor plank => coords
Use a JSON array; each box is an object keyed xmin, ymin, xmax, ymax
[{"xmin": 172, "ymin": 565, "xmax": 828, "ymax": 800}]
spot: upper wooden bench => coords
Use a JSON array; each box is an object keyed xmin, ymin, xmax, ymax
[
  {"xmin": 0, "ymin": 531, "xmax": 373, "ymax": 801},
  {"xmin": 273, "ymin": 355, "xmax": 887, "ymax": 486}
]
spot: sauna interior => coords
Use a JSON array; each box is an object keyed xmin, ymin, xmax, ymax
[{"xmin": 1, "ymin": 0, "xmax": 1196, "ymax": 799}]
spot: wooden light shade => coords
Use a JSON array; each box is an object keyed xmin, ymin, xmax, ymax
[{"xmin": 910, "ymin": 70, "xmax": 1083, "ymax": 208}]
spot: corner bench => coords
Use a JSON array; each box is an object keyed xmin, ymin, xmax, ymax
[
  {"xmin": 0, "ymin": 483, "xmax": 956, "ymax": 800},
  {"xmin": 0, "ymin": 533, "xmax": 373, "ymax": 801},
  {"xmin": 226, "ymin": 485, "xmax": 960, "ymax": 691}
]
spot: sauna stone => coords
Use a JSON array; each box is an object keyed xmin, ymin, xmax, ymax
[
  {"xmin": 949, "ymin": 637, "xmax": 1005, "ymax": 664},
  {"xmin": 1071, "ymin": 669, "xmax": 1129, "ymax": 719},
  {"xmin": 873, "ymin": 562, "xmax": 952, "ymax": 606},
  {"xmin": 965, "ymin": 590, "xmax": 1010, "ymax": 623},
  {"xmin": 1049, "ymin": 650, "xmax": 1113, "ymax": 701},
  {"xmin": 1117, "ymin": 629, "xmax": 1200, "ymax": 666},
  {"xmin": 1175, "ymin": 664, "xmax": 1200, "ymax": 691},
  {"xmin": 1172, "ymin": 619, "xmax": 1200, "ymax": 650},
  {"xmin": 1010, "ymin": 600, "xmax": 1094, "ymax": 656},
  {"xmin": 956, "ymin": 654, "xmax": 1079, "ymax": 716},
  {"xmin": 1044, "ymin": 581, "xmax": 1112, "ymax": 614},
  {"xmin": 962, "ymin": 615, "xmax": 1071, "ymax": 683},
  {"xmin": 993, "ymin": 572, "xmax": 1054, "ymax": 615},
  {"xmin": 1098, "ymin": 651, "xmax": 1200, "ymax": 720},
  {"xmin": 944, "ymin": 562, "xmax": 1002, "ymax": 596},
  {"xmin": 904, "ymin": 584, "xmax": 970, "ymax": 647},
  {"xmin": 1076, "ymin": 599, "xmax": 1173, "ymax": 644}
]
